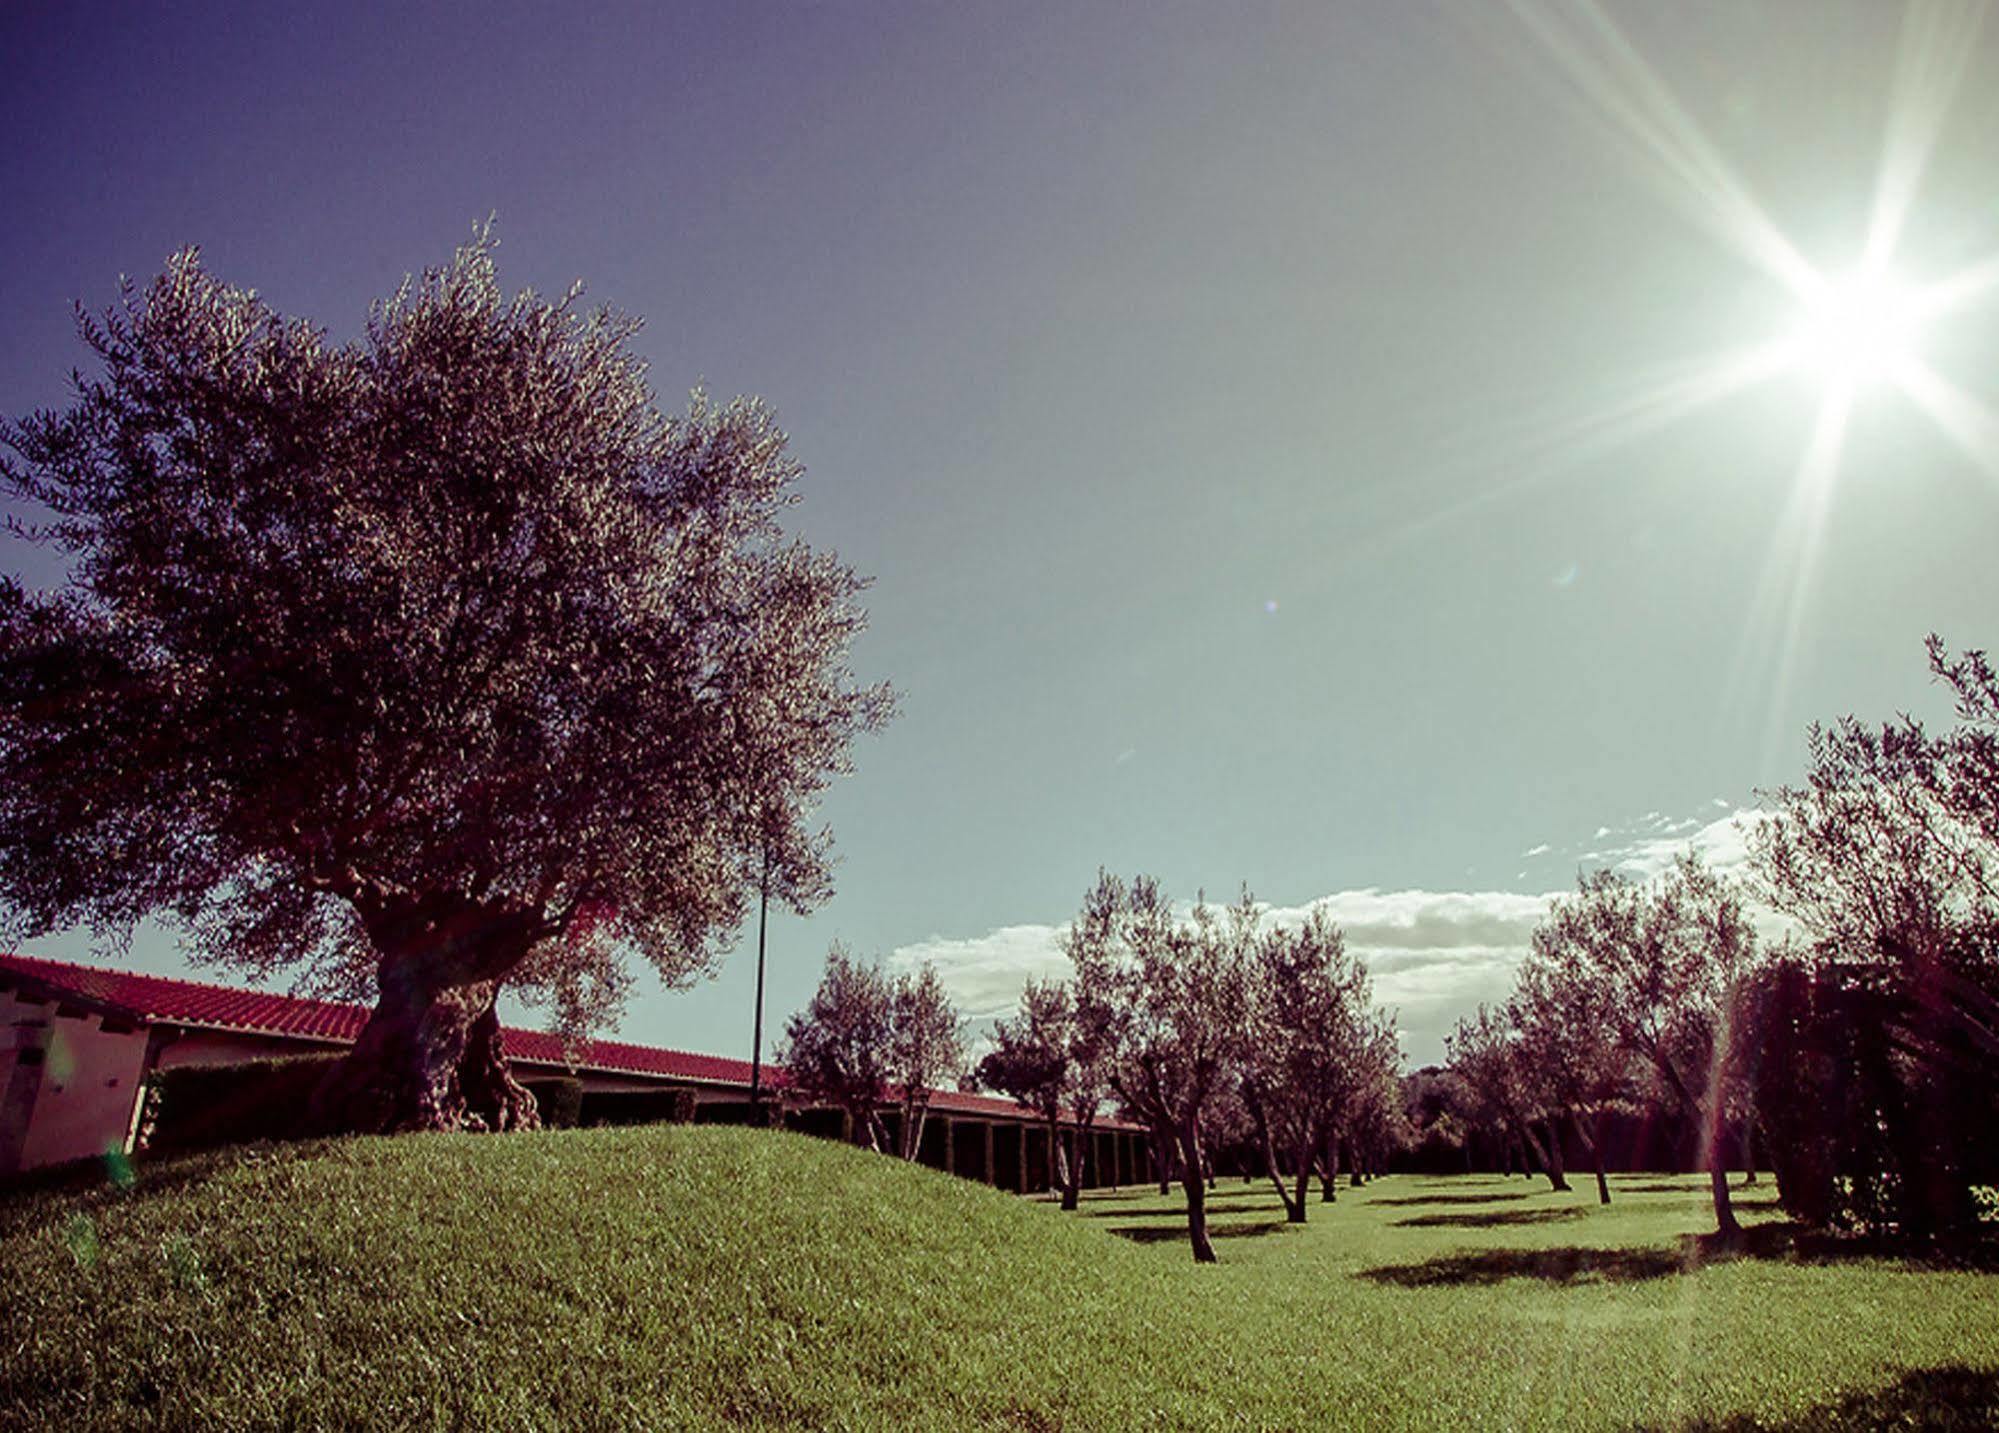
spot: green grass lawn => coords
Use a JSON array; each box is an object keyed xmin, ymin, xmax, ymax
[{"xmin": 4, "ymin": 1127, "xmax": 1995, "ymax": 1429}]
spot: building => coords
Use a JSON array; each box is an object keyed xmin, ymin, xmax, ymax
[{"xmin": 0, "ymin": 952, "xmax": 1149, "ymax": 1193}]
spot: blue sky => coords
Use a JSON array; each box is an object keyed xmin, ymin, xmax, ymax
[{"xmin": 4, "ymin": 2, "xmax": 1997, "ymax": 1066}]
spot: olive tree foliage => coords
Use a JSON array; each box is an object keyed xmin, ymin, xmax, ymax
[
  {"xmin": 779, "ymin": 945, "xmax": 894, "ymax": 1151},
  {"xmin": 1068, "ymin": 872, "xmax": 1253, "ymax": 1264},
  {"xmin": 1511, "ymin": 930, "xmax": 1637, "ymax": 1205},
  {"xmin": 1536, "ymin": 856, "xmax": 1758, "ymax": 1236},
  {"xmin": 1445, "ymin": 1004, "xmax": 1566, "ymax": 1189},
  {"xmin": 0, "ymin": 233, "xmax": 892, "ymax": 1133},
  {"xmin": 779, "ymin": 948, "xmax": 963, "ymax": 1158},
  {"xmin": 973, "ymin": 972, "xmax": 1112, "ymax": 1210},
  {"xmin": 1238, "ymin": 909, "xmax": 1395, "ymax": 1219}
]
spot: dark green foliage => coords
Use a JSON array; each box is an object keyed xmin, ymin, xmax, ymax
[
  {"xmin": 1744, "ymin": 957, "xmax": 1997, "ymax": 1236},
  {"xmin": 521, "ymin": 1078, "xmax": 583, "ymax": 1130},
  {"xmin": 579, "ymin": 1087, "xmax": 698, "ymax": 1127},
  {"xmin": 143, "ymin": 1055, "xmax": 345, "ymax": 1153}
]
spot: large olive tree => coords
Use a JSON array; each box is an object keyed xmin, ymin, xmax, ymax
[{"xmin": 0, "ymin": 233, "xmax": 891, "ymax": 1133}]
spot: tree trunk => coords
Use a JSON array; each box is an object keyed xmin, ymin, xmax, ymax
[
  {"xmin": 1539, "ymin": 1115, "xmax": 1573, "ymax": 1193},
  {"xmin": 311, "ymin": 959, "xmax": 538, "ymax": 1134},
  {"xmin": 1178, "ymin": 1119, "xmax": 1217, "ymax": 1263},
  {"xmin": 1347, "ymin": 1138, "xmax": 1362, "ymax": 1188},
  {"xmin": 1578, "ymin": 1109, "xmax": 1611, "ymax": 1205},
  {"xmin": 1153, "ymin": 1121, "xmax": 1175, "ymax": 1195},
  {"xmin": 1249, "ymin": 1094, "xmax": 1305, "ymax": 1223},
  {"xmin": 1319, "ymin": 1129, "xmax": 1340, "ymax": 1202},
  {"xmin": 1741, "ymin": 1117, "xmax": 1758, "ymax": 1185},
  {"xmin": 1060, "ymin": 1126, "xmax": 1083, "ymax": 1211},
  {"xmin": 1291, "ymin": 1136, "xmax": 1312, "ymax": 1224},
  {"xmin": 1709, "ymin": 1158, "xmax": 1741, "ymax": 1239}
]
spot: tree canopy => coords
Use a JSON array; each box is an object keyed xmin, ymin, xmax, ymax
[{"xmin": 0, "ymin": 232, "xmax": 891, "ymax": 1131}]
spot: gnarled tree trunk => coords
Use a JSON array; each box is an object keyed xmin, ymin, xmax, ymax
[
  {"xmin": 311, "ymin": 898, "xmax": 546, "ymax": 1135},
  {"xmin": 312, "ymin": 965, "xmax": 538, "ymax": 1134}
]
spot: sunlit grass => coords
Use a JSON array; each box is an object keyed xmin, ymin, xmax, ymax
[{"xmin": 3, "ymin": 1128, "xmax": 1995, "ymax": 1428}]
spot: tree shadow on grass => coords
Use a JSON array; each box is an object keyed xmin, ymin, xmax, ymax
[
  {"xmin": 1372, "ymin": 1192, "xmax": 1531, "ymax": 1208},
  {"xmin": 1109, "ymin": 1219, "xmax": 1294, "ymax": 1245},
  {"xmin": 1699, "ymin": 1221, "xmax": 1999, "ymax": 1273},
  {"xmin": 1082, "ymin": 1195, "xmax": 1287, "ymax": 1220},
  {"xmin": 1365, "ymin": 1223, "xmax": 1999, "ymax": 1288},
  {"xmin": 1360, "ymin": 1244, "xmax": 1690, "ymax": 1287},
  {"xmin": 1393, "ymin": 1207, "xmax": 1585, "ymax": 1230},
  {"xmin": 1673, "ymin": 1365, "xmax": 1999, "ymax": 1431}
]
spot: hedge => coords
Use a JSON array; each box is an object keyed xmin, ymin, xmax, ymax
[{"xmin": 142, "ymin": 1054, "xmax": 345, "ymax": 1153}]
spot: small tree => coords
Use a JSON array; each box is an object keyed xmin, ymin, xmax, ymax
[
  {"xmin": 1446, "ymin": 1005, "xmax": 1567, "ymax": 1190},
  {"xmin": 975, "ymin": 974, "xmax": 1110, "ymax": 1210},
  {"xmin": 778, "ymin": 945, "xmax": 894, "ymax": 1151},
  {"xmin": 1239, "ymin": 908, "xmax": 1378, "ymax": 1222},
  {"xmin": 1511, "ymin": 936, "xmax": 1635, "ymax": 1205},
  {"xmin": 1539, "ymin": 857, "xmax": 1758, "ymax": 1237},
  {"xmin": 780, "ymin": 950, "xmax": 962, "ymax": 1159},
  {"xmin": 886, "ymin": 963, "xmax": 965, "ymax": 1161},
  {"xmin": 0, "ymin": 234, "xmax": 892, "ymax": 1132},
  {"xmin": 1070, "ymin": 872, "xmax": 1252, "ymax": 1264}
]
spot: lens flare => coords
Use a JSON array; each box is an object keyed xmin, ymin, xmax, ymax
[{"xmin": 1787, "ymin": 267, "xmax": 1923, "ymax": 389}]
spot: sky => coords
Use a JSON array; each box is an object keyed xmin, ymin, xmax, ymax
[{"xmin": 3, "ymin": 2, "xmax": 1997, "ymax": 1069}]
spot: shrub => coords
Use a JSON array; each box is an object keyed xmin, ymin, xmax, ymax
[{"xmin": 143, "ymin": 1054, "xmax": 345, "ymax": 1153}]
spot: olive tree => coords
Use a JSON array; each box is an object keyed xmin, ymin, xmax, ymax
[
  {"xmin": 0, "ymin": 234, "xmax": 891, "ymax": 1133},
  {"xmin": 974, "ymin": 973, "xmax": 1111, "ymax": 1210},
  {"xmin": 780, "ymin": 949, "xmax": 962, "ymax": 1158},
  {"xmin": 886, "ymin": 962, "xmax": 966, "ymax": 1160},
  {"xmin": 1069, "ymin": 872, "xmax": 1252, "ymax": 1264},
  {"xmin": 1538, "ymin": 858, "xmax": 1759, "ymax": 1237},
  {"xmin": 779, "ymin": 946, "xmax": 895, "ymax": 1150},
  {"xmin": 1747, "ymin": 636, "xmax": 1999, "ymax": 1233},
  {"xmin": 1239, "ymin": 909, "xmax": 1388, "ymax": 1221}
]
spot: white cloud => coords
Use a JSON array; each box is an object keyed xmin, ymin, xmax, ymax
[
  {"xmin": 1521, "ymin": 843, "xmax": 1551, "ymax": 857},
  {"xmin": 1599, "ymin": 806, "xmax": 1767, "ymax": 881},
  {"xmin": 886, "ymin": 924, "xmax": 1069, "ymax": 1021}
]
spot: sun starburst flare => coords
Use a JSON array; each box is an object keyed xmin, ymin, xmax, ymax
[{"xmin": 1500, "ymin": 0, "xmax": 1999, "ymax": 759}]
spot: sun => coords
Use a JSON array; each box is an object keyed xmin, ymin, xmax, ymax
[{"xmin": 1786, "ymin": 265, "xmax": 1925, "ymax": 390}]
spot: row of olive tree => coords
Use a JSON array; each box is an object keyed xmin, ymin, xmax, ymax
[{"xmin": 977, "ymin": 872, "xmax": 1402, "ymax": 1262}]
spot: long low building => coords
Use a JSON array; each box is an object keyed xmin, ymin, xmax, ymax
[{"xmin": 0, "ymin": 952, "xmax": 1150, "ymax": 1192}]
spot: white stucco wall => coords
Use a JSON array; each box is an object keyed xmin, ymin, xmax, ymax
[{"xmin": 6, "ymin": 992, "xmax": 151, "ymax": 1169}]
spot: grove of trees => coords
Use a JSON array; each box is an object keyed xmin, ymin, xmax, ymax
[
  {"xmin": 0, "ymin": 233, "xmax": 891, "ymax": 1133},
  {"xmin": 976, "ymin": 872, "xmax": 1403, "ymax": 1263},
  {"xmin": 1434, "ymin": 635, "xmax": 1999, "ymax": 1245}
]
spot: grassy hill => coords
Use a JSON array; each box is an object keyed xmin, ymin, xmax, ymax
[{"xmin": 4, "ymin": 1126, "xmax": 1996, "ymax": 1429}]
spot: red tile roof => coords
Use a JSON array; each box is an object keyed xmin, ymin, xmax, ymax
[{"xmin": 0, "ymin": 952, "xmax": 1131, "ymax": 1129}]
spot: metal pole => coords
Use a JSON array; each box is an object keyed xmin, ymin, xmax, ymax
[{"xmin": 749, "ymin": 845, "xmax": 770, "ymax": 1107}]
